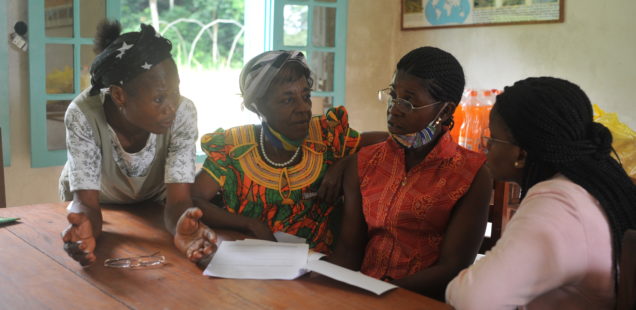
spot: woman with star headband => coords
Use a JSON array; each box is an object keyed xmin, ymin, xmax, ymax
[
  {"xmin": 59, "ymin": 20, "xmax": 200, "ymax": 266},
  {"xmin": 169, "ymin": 50, "xmax": 387, "ymax": 265}
]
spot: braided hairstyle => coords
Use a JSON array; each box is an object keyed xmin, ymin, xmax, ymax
[
  {"xmin": 396, "ymin": 46, "xmax": 465, "ymax": 129},
  {"xmin": 494, "ymin": 77, "xmax": 636, "ymax": 288}
]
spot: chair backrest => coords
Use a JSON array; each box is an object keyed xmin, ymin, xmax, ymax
[
  {"xmin": 617, "ymin": 229, "xmax": 636, "ymax": 310},
  {"xmin": 479, "ymin": 181, "xmax": 520, "ymax": 253},
  {"xmin": 0, "ymin": 127, "xmax": 5, "ymax": 208}
]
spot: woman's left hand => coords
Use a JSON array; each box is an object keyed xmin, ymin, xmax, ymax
[{"xmin": 317, "ymin": 157, "xmax": 350, "ymax": 204}]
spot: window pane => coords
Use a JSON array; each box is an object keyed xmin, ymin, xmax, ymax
[
  {"xmin": 47, "ymin": 99, "xmax": 70, "ymax": 150},
  {"xmin": 80, "ymin": 0, "xmax": 106, "ymax": 38},
  {"xmin": 311, "ymin": 96, "xmax": 333, "ymax": 115},
  {"xmin": 80, "ymin": 45, "xmax": 95, "ymax": 91},
  {"xmin": 121, "ymin": 0, "xmax": 250, "ymax": 155},
  {"xmin": 45, "ymin": 0, "xmax": 74, "ymax": 37},
  {"xmin": 312, "ymin": 7, "xmax": 336, "ymax": 47},
  {"xmin": 284, "ymin": 5, "xmax": 307, "ymax": 46},
  {"xmin": 309, "ymin": 52, "xmax": 334, "ymax": 92},
  {"xmin": 46, "ymin": 44, "xmax": 74, "ymax": 94}
]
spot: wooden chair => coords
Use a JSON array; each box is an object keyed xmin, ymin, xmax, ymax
[
  {"xmin": 617, "ymin": 229, "xmax": 636, "ymax": 310},
  {"xmin": 0, "ymin": 127, "xmax": 5, "ymax": 208},
  {"xmin": 479, "ymin": 181, "xmax": 520, "ymax": 253}
]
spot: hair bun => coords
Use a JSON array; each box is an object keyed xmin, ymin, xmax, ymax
[
  {"xmin": 590, "ymin": 122, "xmax": 612, "ymax": 159},
  {"xmin": 93, "ymin": 20, "xmax": 122, "ymax": 54}
]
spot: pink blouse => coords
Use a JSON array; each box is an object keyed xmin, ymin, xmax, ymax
[{"xmin": 446, "ymin": 175, "xmax": 614, "ymax": 310}]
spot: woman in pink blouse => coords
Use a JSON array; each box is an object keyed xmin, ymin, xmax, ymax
[{"xmin": 446, "ymin": 77, "xmax": 636, "ymax": 309}]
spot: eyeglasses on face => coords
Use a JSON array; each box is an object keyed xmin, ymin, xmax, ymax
[
  {"xmin": 378, "ymin": 88, "xmax": 440, "ymax": 113},
  {"xmin": 480, "ymin": 135, "xmax": 517, "ymax": 153}
]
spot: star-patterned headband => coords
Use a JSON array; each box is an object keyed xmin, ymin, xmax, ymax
[{"xmin": 89, "ymin": 23, "xmax": 173, "ymax": 96}]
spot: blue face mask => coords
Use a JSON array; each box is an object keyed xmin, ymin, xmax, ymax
[{"xmin": 390, "ymin": 103, "xmax": 447, "ymax": 149}]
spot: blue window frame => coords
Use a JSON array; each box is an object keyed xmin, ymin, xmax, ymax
[
  {"xmin": 0, "ymin": 0, "xmax": 9, "ymax": 166},
  {"xmin": 27, "ymin": 0, "xmax": 348, "ymax": 167},
  {"xmin": 270, "ymin": 0, "xmax": 348, "ymax": 111},
  {"xmin": 28, "ymin": 0, "xmax": 120, "ymax": 168}
]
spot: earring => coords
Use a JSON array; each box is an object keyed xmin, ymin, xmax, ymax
[
  {"xmin": 514, "ymin": 161, "xmax": 521, "ymax": 168},
  {"xmin": 434, "ymin": 118, "xmax": 441, "ymax": 126}
]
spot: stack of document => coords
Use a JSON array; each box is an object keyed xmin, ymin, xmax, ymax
[
  {"xmin": 203, "ymin": 239, "xmax": 312, "ymax": 280},
  {"xmin": 203, "ymin": 233, "xmax": 397, "ymax": 295}
]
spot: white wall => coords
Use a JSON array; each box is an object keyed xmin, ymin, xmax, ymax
[{"xmin": 346, "ymin": 0, "xmax": 636, "ymax": 132}]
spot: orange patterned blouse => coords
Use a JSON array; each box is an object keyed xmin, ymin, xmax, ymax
[
  {"xmin": 201, "ymin": 107, "xmax": 360, "ymax": 253},
  {"xmin": 358, "ymin": 131, "xmax": 486, "ymax": 280}
]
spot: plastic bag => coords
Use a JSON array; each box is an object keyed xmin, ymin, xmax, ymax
[{"xmin": 593, "ymin": 104, "xmax": 636, "ymax": 183}]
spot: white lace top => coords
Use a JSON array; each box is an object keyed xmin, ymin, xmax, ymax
[{"xmin": 64, "ymin": 96, "xmax": 198, "ymax": 192}]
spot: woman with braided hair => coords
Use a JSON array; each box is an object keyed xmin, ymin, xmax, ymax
[
  {"xmin": 59, "ymin": 20, "xmax": 199, "ymax": 266},
  {"xmin": 328, "ymin": 46, "xmax": 493, "ymax": 300},
  {"xmin": 446, "ymin": 77, "xmax": 636, "ymax": 309}
]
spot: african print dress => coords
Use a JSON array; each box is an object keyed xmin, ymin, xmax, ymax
[{"xmin": 201, "ymin": 107, "xmax": 360, "ymax": 253}]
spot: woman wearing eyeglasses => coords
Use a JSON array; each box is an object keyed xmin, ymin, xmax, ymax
[
  {"xmin": 446, "ymin": 77, "xmax": 636, "ymax": 309},
  {"xmin": 328, "ymin": 46, "xmax": 492, "ymax": 300}
]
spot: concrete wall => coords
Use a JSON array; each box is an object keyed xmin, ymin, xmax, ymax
[{"xmin": 4, "ymin": 0, "xmax": 635, "ymax": 206}]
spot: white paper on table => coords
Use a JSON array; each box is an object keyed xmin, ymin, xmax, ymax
[
  {"xmin": 273, "ymin": 231, "xmax": 307, "ymax": 244},
  {"xmin": 203, "ymin": 237, "xmax": 395, "ymax": 295},
  {"xmin": 203, "ymin": 241, "xmax": 309, "ymax": 280},
  {"xmin": 305, "ymin": 259, "xmax": 398, "ymax": 295}
]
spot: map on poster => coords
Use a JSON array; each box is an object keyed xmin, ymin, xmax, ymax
[{"xmin": 402, "ymin": 0, "xmax": 562, "ymax": 29}]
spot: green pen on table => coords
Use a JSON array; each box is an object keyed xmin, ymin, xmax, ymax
[{"xmin": 0, "ymin": 217, "xmax": 20, "ymax": 224}]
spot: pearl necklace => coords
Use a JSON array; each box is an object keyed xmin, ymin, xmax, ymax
[{"xmin": 259, "ymin": 127, "xmax": 301, "ymax": 167}]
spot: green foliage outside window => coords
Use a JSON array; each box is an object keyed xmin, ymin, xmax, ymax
[{"xmin": 121, "ymin": 0, "xmax": 245, "ymax": 69}]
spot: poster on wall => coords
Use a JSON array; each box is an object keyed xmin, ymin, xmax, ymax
[{"xmin": 402, "ymin": 0, "xmax": 563, "ymax": 30}]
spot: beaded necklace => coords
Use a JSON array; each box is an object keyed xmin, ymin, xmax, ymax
[{"xmin": 259, "ymin": 127, "xmax": 301, "ymax": 167}]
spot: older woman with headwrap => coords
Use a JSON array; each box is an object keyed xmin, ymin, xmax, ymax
[
  {"xmin": 59, "ymin": 21, "xmax": 198, "ymax": 266},
  {"xmin": 169, "ymin": 50, "xmax": 386, "ymax": 264}
]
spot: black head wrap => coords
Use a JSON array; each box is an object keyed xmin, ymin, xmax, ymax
[{"xmin": 89, "ymin": 23, "xmax": 173, "ymax": 96}]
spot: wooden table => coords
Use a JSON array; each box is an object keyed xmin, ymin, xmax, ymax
[{"xmin": 0, "ymin": 202, "xmax": 452, "ymax": 310}]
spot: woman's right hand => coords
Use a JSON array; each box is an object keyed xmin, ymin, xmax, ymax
[{"xmin": 61, "ymin": 212, "xmax": 97, "ymax": 266}]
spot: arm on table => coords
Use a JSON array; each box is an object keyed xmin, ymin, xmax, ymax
[
  {"xmin": 163, "ymin": 97, "xmax": 198, "ymax": 234},
  {"xmin": 172, "ymin": 170, "xmax": 275, "ymax": 264},
  {"xmin": 163, "ymin": 183, "xmax": 194, "ymax": 235},
  {"xmin": 191, "ymin": 171, "xmax": 275, "ymax": 241},
  {"xmin": 62, "ymin": 190, "xmax": 102, "ymax": 266},
  {"xmin": 392, "ymin": 165, "xmax": 492, "ymax": 301},
  {"xmin": 326, "ymin": 154, "xmax": 367, "ymax": 270}
]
